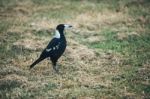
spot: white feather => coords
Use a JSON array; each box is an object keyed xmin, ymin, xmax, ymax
[
  {"xmin": 54, "ymin": 30, "xmax": 60, "ymax": 38},
  {"xmin": 46, "ymin": 48, "xmax": 52, "ymax": 52}
]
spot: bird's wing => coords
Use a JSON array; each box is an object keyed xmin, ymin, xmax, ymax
[
  {"xmin": 39, "ymin": 38, "xmax": 60, "ymax": 57},
  {"xmin": 45, "ymin": 38, "xmax": 60, "ymax": 51}
]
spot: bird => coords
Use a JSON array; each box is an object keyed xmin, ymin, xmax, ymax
[{"xmin": 30, "ymin": 24, "xmax": 72, "ymax": 73}]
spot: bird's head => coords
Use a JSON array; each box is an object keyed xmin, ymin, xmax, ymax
[
  {"xmin": 56, "ymin": 24, "xmax": 72, "ymax": 32},
  {"xmin": 54, "ymin": 24, "xmax": 72, "ymax": 38}
]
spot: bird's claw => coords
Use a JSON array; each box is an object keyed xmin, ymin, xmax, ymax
[{"xmin": 53, "ymin": 65, "xmax": 59, "ymax": 74}]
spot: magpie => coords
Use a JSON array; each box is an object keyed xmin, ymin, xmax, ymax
[{"xmin": 30, "ymin": 24, "xmax": 72, "ymax": 72}]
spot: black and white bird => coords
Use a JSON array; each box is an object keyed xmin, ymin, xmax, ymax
[{"xmin": 30, "ymin": 24, "xmax": 72, "ymax": 72}]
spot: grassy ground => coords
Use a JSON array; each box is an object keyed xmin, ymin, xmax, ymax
[{"xmin": 0, "ymin": 0, "xmax": 150, "ymax": 99}]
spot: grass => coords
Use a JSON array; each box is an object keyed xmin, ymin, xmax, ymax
[
  {"xmin": 89, "ymin": 29, "xmax": 150, "ymax": 67},
  {"xmin": 0, "ymin": 0, "xmax": 150, "ymax": 99}
]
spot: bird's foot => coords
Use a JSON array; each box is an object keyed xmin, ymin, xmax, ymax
[{"xmin": 53, "ymin": 65, "xmax": 60, "ymax": 74}]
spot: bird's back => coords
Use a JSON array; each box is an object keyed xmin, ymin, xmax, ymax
[
  {"xmin": 51, "ymin": 37, "xmax": 66, "ymax": 60},
  {"xmin": 40, "ymin": 37, "xmax": 66, "ymax": 60}
]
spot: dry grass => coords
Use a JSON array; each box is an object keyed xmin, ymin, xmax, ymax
[{"xmin": 0, "ymin": 0, "xmax": 150, "ymax": 99}]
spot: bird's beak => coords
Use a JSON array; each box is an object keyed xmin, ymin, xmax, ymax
[
  {"xmin": 64, "ymin": 24, "xmax": 73, "ymax": 29},
  {"xmin": 69, "ymin": 25, "xmax": 72, "ymax": 28}
]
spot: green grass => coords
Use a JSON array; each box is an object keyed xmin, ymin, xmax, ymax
[
  {"xmin": 0, "ymin": 0, "xmax": 150, "ymax": 98},
  {"xmin": 0, "ymin": 20, "xmax": 12, "ymax": 34},
  {"xmin": 0, "ymin": 32, "xmax": 20, "ymax": 64},
  {"xmin": 43, "ymin": 82, "xmax": 57, "ymax": 92},
  {"xmin": 89, "ymin": 30, "xmax": 150, "ymax": 97},
  {"xmin": 33, "ymin": 29, "xmax": 51, "ymax": 37},
  {"xmin": 90, "ymin": 30, "xmax": 150, "ymax": 67},
  {"xmin": 0, "ymin": 0, "xmax": 17, "ymax": 7}
]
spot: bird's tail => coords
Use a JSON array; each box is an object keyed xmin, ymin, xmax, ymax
[{"xmin": 30, "ymin": 57, "xmax": 45, "ymax": 69}]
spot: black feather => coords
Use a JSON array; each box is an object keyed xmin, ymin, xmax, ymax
[{"xmin": 29, "ymin": 24, "xmax": 71, "ymax": 72}]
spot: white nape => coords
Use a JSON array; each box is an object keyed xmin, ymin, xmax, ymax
[{"xmin": 54, "ymin": 30, "xmax": 60, "ymax": 38}]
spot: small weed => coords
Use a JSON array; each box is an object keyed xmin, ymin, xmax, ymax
[{"xmin": 43, "ymin": 83, "xmax": 57, "ymax": 92}]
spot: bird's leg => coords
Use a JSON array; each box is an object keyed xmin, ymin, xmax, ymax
[{"xmin": 52, "ymin": 61, "xmax": 59, "ymax": 73}]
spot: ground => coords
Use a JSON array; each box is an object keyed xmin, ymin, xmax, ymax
[{"xmin": 0, "ymin": 0, "xmax": 150, "ymax": 99}]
